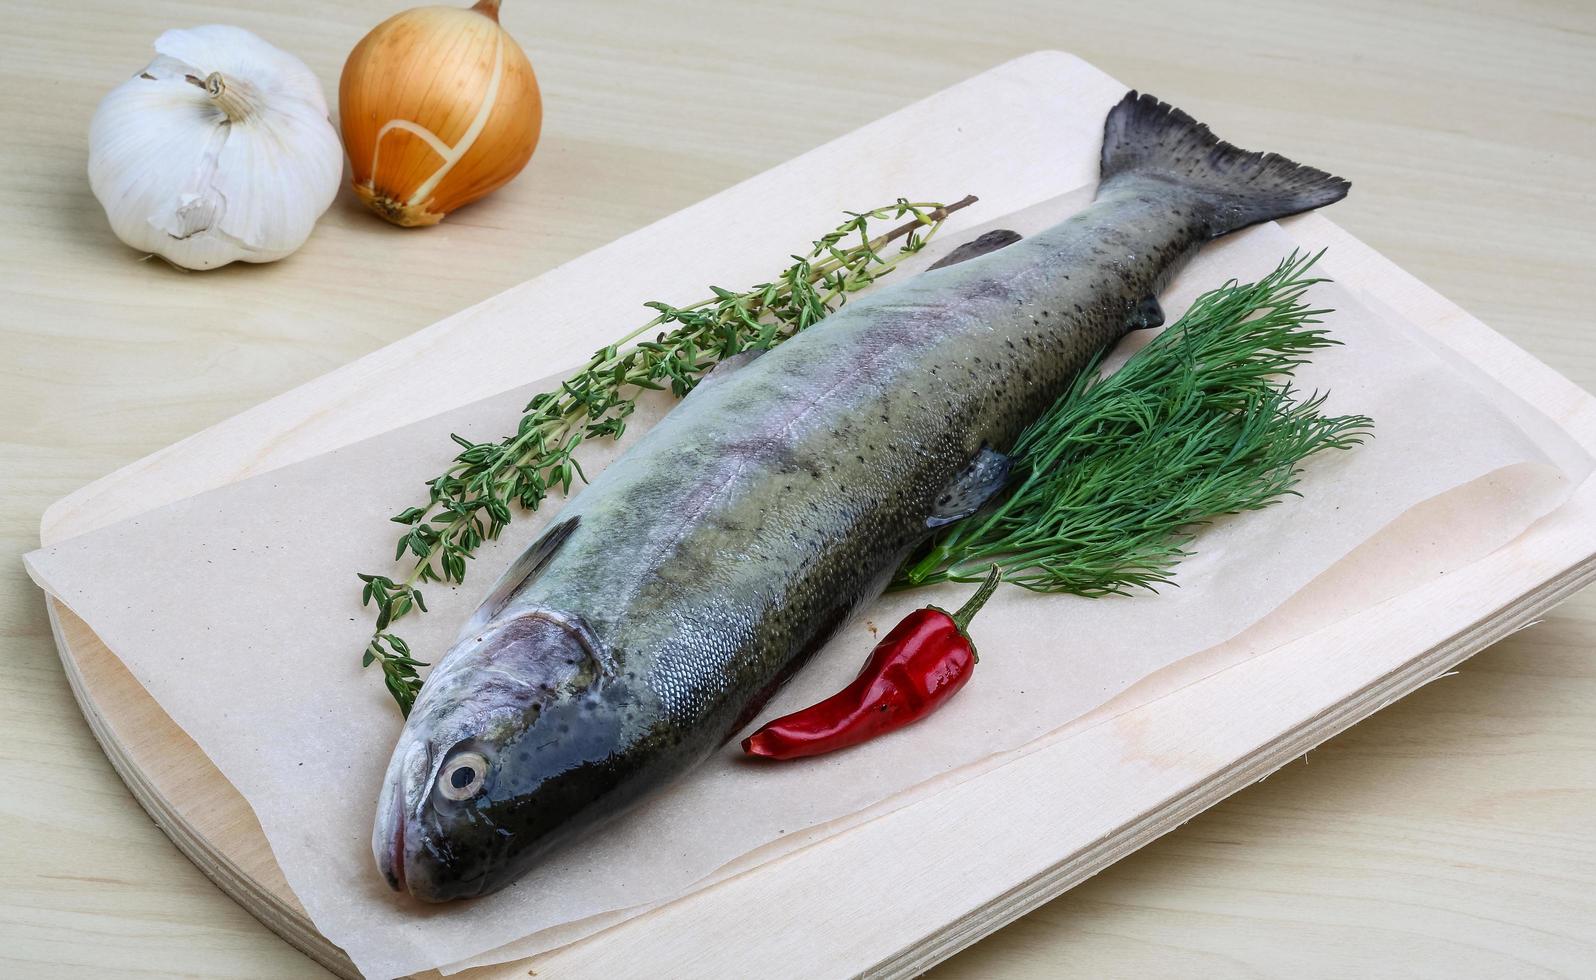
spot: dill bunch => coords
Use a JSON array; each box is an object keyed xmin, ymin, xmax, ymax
[
  {"xmin": 359, "ymin": 196, "xmax": 977, "ymax": 714},
  {"xmin": 895, "ymin": 250, "xmax": 1373, "ymax": 594}
]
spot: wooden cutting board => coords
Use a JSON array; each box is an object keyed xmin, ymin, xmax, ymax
[{"xmin": 37, "ymin": 52, "xmax": 1596, "ymax": 979}]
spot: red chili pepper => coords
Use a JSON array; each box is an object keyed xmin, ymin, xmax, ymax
[{"xmin": 741, "ymin": 565, "xmax": 1003, "ymax": 760}]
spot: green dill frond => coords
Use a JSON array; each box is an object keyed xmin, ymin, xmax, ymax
[{"xmin": 895, "ymin": 250, "xmax": 1373, "ymax": 595}]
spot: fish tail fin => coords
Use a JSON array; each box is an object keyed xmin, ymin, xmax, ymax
[{"xmin": 1099, "ymin": 91, "xmax": 1350, "ymax": 238}]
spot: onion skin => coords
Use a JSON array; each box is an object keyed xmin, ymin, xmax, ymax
[{"xmin": 339, "ymin": 0, "xmax": 541, "ymax": 227}]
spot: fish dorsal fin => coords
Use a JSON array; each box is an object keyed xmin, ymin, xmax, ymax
[
  {"xmin": 928, "ymin": 229, "xmax": 1023, "ymax": 270},
  {"xmin": 462, "ymin": 516, "xmax": 579, "ymax": 637},
  {"xmin": 1129, "ymin": 295, "xmax": 1165, "ymax": 330},
  {"xmin": 928, "ymin": 446, "xmax": 1012, "ymax": 528}
]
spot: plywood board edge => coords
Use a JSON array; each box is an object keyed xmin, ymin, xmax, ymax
[
  {"xmin": 43, "ymin": 599, "xmax": 363, "ymax": 980},
  {"xmin": 43, "ymin": 537, "xmax": 1596, "ymax": 980},
  {"xmin": 33, "ymin": 49, "xmax": 1596, "ymax": 980},
  {"xmin": 867, "ymin": 553, "xmax": 1596, "ymax": 979}
]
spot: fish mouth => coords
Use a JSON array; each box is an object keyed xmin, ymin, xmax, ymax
[{"xmin": 376, "ymin": 736, "xmax": 441, "ymax": 898}]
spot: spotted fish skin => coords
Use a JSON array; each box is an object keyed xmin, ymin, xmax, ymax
[{"xmin": 375, "ymin": 91, "xmax": 1350, "ymax": 901}]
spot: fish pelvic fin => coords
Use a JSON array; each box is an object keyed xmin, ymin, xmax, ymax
[
  {"xmin": 1129, "ymin": 294, "xmax": 1165, "ymax": 330},
  {"xmin": 928, "ymin": 446, "xmax": 1012, "ymax": 528},
  {"xmin": 1098, "ymin": 91, "xmax": 1350, "ymax": 239}
]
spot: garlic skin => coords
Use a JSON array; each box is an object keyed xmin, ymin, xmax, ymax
[
  {"xmin": 89, "ymin": 26, "xmax": 343, "ymax": 270},
  {"xmin": 340, "ymin": 0, "xmax": 541, "ymax": 227}
]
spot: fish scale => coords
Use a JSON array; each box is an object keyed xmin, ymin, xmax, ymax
[{"xmin": 374, "ymin": 90, "xmax": 1351, "ymax": 901}]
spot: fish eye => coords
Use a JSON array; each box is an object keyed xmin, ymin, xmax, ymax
[{"xmin": 436, "ymin": 750, "xmax": 488, "ymax": 802}]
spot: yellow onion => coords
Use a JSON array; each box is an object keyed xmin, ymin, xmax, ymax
[{"xmin": 339, "ymin": 0, "xmax": 541, "ymax": 226}]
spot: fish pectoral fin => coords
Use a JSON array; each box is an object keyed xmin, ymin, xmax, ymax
[
  {"xmin": 1129, "ymin": 294, "xmax": 1165, "ymax": 330},
  {"xmin": 464, "ymin": 516, "xmax": 580, "ymax": 636},
  {"xmin": 688, "ymin": 348, "xmax": 764, "ymax": 397},
  {"xmin": 928, "ymin": 229, "xmax": 1023, "ymax": 270},
  {"xmin": 928, "ymin": 446, "xmax": 1012, "ymax": 528}
]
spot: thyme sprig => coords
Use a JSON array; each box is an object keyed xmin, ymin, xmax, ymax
[
  {"xmin": 895, "ymin": 250, "xmax": 1373, "ymax": 594},
  {"xmin": 360, "ymin": 196, "xmax": 977, "ymax": 713}
]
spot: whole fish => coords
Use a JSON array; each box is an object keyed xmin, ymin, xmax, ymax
[{"xmin": 376, "ymin": 91, "xmax": 1349, "ymax": 901}]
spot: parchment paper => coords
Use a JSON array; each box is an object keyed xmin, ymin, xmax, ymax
[
  {"xmin": 24, "ymin": 201, "xmax": 1589, "ymax": 978},
  {"xmin": 442, "ymin": 209, "xmax": 1596, "ymax": 975}
]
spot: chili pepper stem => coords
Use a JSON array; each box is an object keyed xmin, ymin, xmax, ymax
[{"xmin": 950, "ymin": 564, "xmax": 1003, "ymax": 631}]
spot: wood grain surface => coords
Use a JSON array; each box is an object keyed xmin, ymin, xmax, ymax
[{"xmin": 3, "ymin": 1, "xmax": 1594, "ymax": 977}]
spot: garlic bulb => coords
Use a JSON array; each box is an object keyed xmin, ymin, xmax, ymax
[
  {"xmin": 88, "ymin": 26, "xmax": 343, "ymax": 270},
  {"xmin": 340, "ymin": 0, "xmax": 542, "ymax": 227}
]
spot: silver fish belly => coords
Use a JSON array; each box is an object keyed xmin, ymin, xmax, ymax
[{"xmin": 375, "ymin": 90, "xmax": 1350, "ymax": 901}]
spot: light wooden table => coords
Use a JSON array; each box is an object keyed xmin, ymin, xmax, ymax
[{"xmin": 4, "ymin": 0, "xmax": 1593, "ymax": 976}]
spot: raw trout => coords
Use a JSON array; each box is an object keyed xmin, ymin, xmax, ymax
[{"xmin": 375, "ymin": 91, "xmax": 1349, "ymax": 901}]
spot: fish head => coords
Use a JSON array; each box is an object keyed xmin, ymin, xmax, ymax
[{"xmin": 373, "ymin": 608, "xmax": 628, "ymax": 902}]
